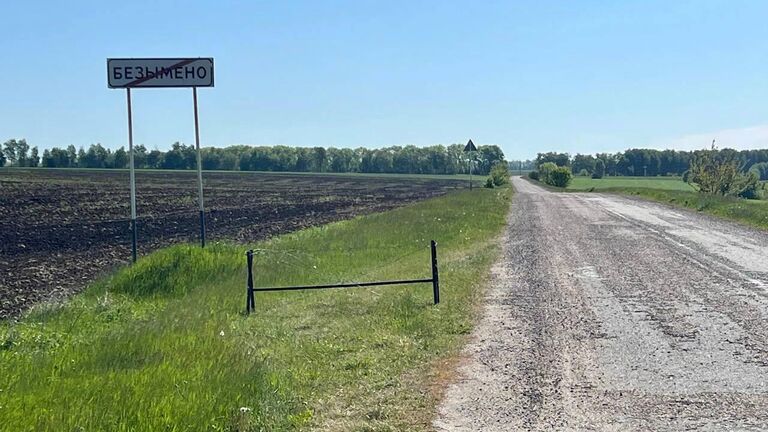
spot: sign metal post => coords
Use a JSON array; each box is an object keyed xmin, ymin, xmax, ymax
[
  {"xmin": 193, "ymin": 87, "xmax": 205, "ymax": 248},
  {"xmin": 108, "ymin": 57, "xmax": 214, "ymax": 261},
  {"xmin": 463, "ymin": 139, "xmax": 477, "ymax": 190},
  {"xmin": 127, "ymin": 88, "xmax": 137, "ymax": 262}
]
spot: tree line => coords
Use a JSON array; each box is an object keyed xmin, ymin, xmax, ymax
[
  {"xmin": 1, "ymin": 139, "xmax": 506, "ymax": 176},
  {"xmin": 534, "ymin": 148, "xmax": 768, "ymax": 180}
]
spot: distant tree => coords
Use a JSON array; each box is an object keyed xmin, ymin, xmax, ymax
[
  {"xmin": 81, "ymin": 144, "xmax": 110, "ymax": 168},
  {"xmin": 161, "ymin": 142, "xmax": 190, "ymax": 169},
  {"xmin": 66, "ymin": 145, "xmax": 78, "ymax": 167},
  {"xmin": 146, "ymin": 149, "xmax": 163, "ymax": 168},
  {"xmin": 201, "ymin": 148, "xmax": 220, "ymax": 170},
  {"xmin": 42, "ymin": 147, "xmax": 73, "ymax": 167},
  {"xmin": 592, "ymin": 158, "xmax": 605, "ymax": 179},
  {"xmin": 16, "ymin": 140, "xmax": 30, "ymax": 166},
  {"xmin": 571, "ymin": 154, "xmax": 596, "ymax": 174},
  {"xmin": 77, "ymin": 148, "xmax": 87, "ymax": 167},
  {"xmin": 508, "ymin": 159, "xmax": 535, "ymax": 172},
  {"xmin": 536, "ymin": 152, "xmax": 570, "ymax": 168},
  {"xmin": 28, "ymin": 146, "xmax": 40, "ymax": 167},
  {"xmin": 132, "ymin": 145, "xmax": 147, "ymax": 168},
  {"xmin": 41, "ymin": 149, "xmax": 54, "ymax": 167},
  {"xmin": 272, "ymin": 145, "xmax": 298, "ymax": 171},
  {"xmin": 329, "ymin": 147, "xmax": 357, "ymax": 173},
  {"xmin": 295, "ymin": 148, "xmax": 313, "ymax": 172},
  {"xmin": 3, "ymin": 139, "xmax": 31, "ymax": 166},
  {"xmin": 476, "ymin": 145, "xmax": 506, "ymax": 175},
  {"xmin": 219, "ymin": 152, "xmax": 239, "ymax": 170},
  {"xmin": 750, "ymin": 162, "xmax": 768, "ymax": 181},
  {"xmin": 112, "ymin": 147, "xmax": 128, "ymax": 169},
  {"xmin": 0, "ymin": 148, "xmax": 6, "ymax": 167},
  {"xmin": 3, "ymin": 139, "xmax": 18, "ymax": 166},
  {"xmin": 311, "ymin": 147, "xmax": 327, "ymax": 172}
]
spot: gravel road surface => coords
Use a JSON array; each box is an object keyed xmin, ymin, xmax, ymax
[{"xmin": 435, "ymin": 177, "xmax": 768, "ymax": 431}]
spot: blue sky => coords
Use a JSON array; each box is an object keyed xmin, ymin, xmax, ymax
[{"xmin": 2, "ymin": 0, "xmax": 767, "ymax": 160}]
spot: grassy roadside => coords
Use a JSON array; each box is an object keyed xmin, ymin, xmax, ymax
[
  {"xmin": 600, "ymin": 187, "xmax": 768, "ymax": 231},
  {"xmin": 523, "ymin": 176, "xmax": 768, "ymax": 231},
  {"xmin": 0, "ymin": 187, "xmax": 511, "ymax": 431},
  {"xmin": 566, "ymin": 175, "xmax": 693, "ymax": 191}
]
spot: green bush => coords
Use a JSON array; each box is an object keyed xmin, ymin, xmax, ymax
[
  {"xmin": 528, "ymin": 171, "xmax": 540, "ymax": 180},
  {"xmin": 688, "ymin": 146, "xmax": 758, "ymax": 198},
  {"xmin": 546, "ymin": 166, "xmax": 573, "ymax": 188},
  {"xmin": 738, "ymin": 171, "xmax": 761, "ymax": 199},
  {"xmin": 538, "ymin": 162, "xmax": 557, "ymax": 181},
  {"xmin": 489, "ymin": 161, "xmax": 510, "ymax": 186},
  {"xmin": 484, "ymin": 177, "xmax": 495, "ymax": 188}
]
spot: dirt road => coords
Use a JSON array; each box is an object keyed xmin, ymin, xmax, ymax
[{"xmin": 435, "ymin": 177, "xmax": 768, "ymax": 431}]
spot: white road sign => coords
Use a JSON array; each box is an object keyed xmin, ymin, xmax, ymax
[{"xmin": 107, "ymin": 58, "xmax": 214, "ymax": 88}]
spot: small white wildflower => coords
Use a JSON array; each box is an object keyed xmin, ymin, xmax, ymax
[
  {"xmin": 240, "ymin": 407, "xmax": 252, "ymax": 413},
  {"xmin": 312, "ymin": 265, "xmax": 317, "ymax": 269},
  {"xmin": 219, "ymin": 330, "xmax": 225, "ymax": 337}
]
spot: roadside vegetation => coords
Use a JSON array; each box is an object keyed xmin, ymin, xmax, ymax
[
  {"xmin": 566, "ymin": 176, "xmax": 694, "ymax": 192},
  {"xmin": 525, "ymin": 144, "xmax": 768, "ymax": 230},
  {"xmin": 534, "ymin": 162, "xmax": 572, "ymax": 187},
  {"xmin": 533, "ymin": 148, "xmax": 768, "ymax": 177},
  {"xmin": 0, "ymin": 187, "xmax": 511, "ymax": 431},
  {"xmin": 484, "ymin": 161, "xmax": 511, "ymax": 188},
  {"xmin": 602, "ymin": 188, "xmax": 768, "ymax": 230}
]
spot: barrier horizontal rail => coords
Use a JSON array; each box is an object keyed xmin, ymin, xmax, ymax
[{"xmin": 245, "ymin": 240, "xmax": 440, "ymax": 314}]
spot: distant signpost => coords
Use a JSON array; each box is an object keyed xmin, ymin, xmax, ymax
[
  {"xmin": 464, "ymin": 139, "xmax": 477, "ymax": 190},
  {"xmin": 107, "ymin": 57, "xmax": 214, "ymax": 263}
]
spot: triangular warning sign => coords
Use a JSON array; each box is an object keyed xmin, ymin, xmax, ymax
[{"xmin": 463, "ymin": 139, "xmax": 477, "ymax": 152}]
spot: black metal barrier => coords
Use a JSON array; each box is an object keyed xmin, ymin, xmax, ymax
[{"xmin": 245, "ymin": 240, "xmax": 440, "ymax": 314}]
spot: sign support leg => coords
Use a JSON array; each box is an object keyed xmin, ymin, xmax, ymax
[
  {"xmin": 193, "ymin": 87, "xmax": 206, "ymax": 248},
  {"xmin": 127, "ymin": 88, "xmax": 138, "ymax": 263},
  {"xmin": 469, "ymin": 156, "xmax": 473, "ymax": 190}
]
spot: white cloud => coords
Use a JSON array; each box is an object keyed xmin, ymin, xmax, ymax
[{"xmin": 649, "ymin": 125, "xmax": 768, "ymax": 151}]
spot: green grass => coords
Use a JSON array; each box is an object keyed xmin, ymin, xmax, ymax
[
  {"xmin": 566, "ymin": 176, "xmax": 694, "ymax": 191},
  {"xmin": 603, "ymin": 188, "xmax": 768, "ymax": 231},
  {"xmin": 0, "ymin": 187, "xmax": 511, "ymax": 431}
]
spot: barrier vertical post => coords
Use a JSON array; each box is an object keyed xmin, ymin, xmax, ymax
[
  {"xmin": 431, "ymin": 240, "xmax": 440, "ymax": 305},
  {"xmin": 246, "ymin": 250, "xmax": 255, "ymax": 313}
]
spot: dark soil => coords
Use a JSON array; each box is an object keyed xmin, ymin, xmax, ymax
[{"xmin": 0, "ymin": 169, "xmax": 465, "ymax": 319}]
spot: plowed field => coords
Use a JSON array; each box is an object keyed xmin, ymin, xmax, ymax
[{"xmin": 0, "ymin": 169, "xmax": 464, "ymax": 319}]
